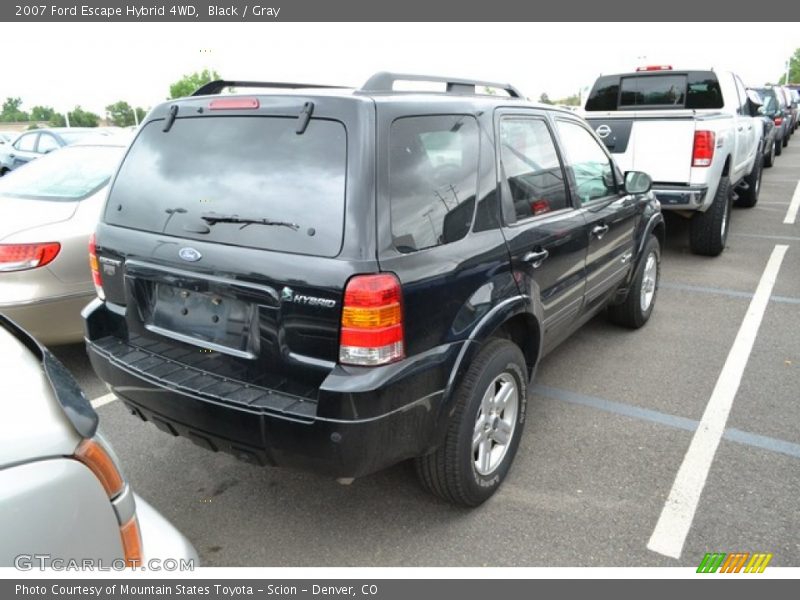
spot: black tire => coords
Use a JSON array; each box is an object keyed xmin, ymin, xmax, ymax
[
  {"xmin": 608, "ymin": 235, "xmax": 661, "ymax": 329},
  {"xmin": 415, "ymin": 338, "xmax": 528, "ymax": 507},
  {"xmin": 689, "ymin": 176, "xmax": 732, "ymax": 256},
  {"xmin": 775, "ymin": 138, "xmax": 783, "ymax": 156},
  {"xmin": 764, "ymin": 138, "xmax": 775, "ymax": 168},
  {"xmin": 783, "ymin": 133, "xmax": 789, "ymax": 147},
  {"xmin": 735, "ymin": 156, "xmax": 762, "ymax": 208}
]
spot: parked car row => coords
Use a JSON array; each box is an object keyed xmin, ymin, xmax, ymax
[
  {"xmin": 582, "ymin": 66, "xmax": 795, "ymax": 256},
  {"xmin": 0, "ymin": 127, "xmax": 119, "ymax": 175}
]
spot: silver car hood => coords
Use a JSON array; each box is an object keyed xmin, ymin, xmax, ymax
[{"xmin": 0, "ymin": 196, "xmax": 78, "ymax": 242}]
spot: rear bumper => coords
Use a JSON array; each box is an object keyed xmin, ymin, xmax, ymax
[
  {"xmin": 84, "ymin": 300, "xmax": 459, "ymax": 479},
  {"xmin": 652, "ymin": 184, "xmax": 708, "ymax": 209}
]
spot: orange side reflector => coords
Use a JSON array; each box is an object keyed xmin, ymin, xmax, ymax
[
  {"xmin": 120, "ymin": 517, "xmax": 143, "ymax": 567},
  {"xmin": 74, "ymin": 439, "xmax": 125, "ymax": 499}
]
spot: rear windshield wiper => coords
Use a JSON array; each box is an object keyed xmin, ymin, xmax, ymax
[{"xmin": 201, "ymin": 212, "xmax": 300, "ymax": 231}]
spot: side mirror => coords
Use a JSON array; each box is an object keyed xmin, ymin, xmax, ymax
[{"xmin": 624, "ymin": 171, "xmax": 652, "ymax": 195}]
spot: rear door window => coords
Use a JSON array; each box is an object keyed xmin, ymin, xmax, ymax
[
  {"xmin": 498, "ymin": 117, "xmax": 569, "ymax": 220},
  {"xmin": 105, "ymin": 116, "xmax": 347, "ymax": 257},
  {"xmin": 389, "ymin": 115, "xmax": 479, "ymax": 253}
]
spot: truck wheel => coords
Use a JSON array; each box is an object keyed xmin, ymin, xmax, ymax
[
  {"xmin": 735, "ymin": 156, "xmax": 762, "ymax": 208},
  {"xmin": 415, "ymin": 338, "xmax": 528, "ymax": 507},
  {"xmin": 690, "ymin": 176, "xmax": 731, "ymax": 256},
  {"xmin": 608, "ymin": 235, "xmax": 660, "ymax": 329},
  {"xmin": 764, "ymin": 139, "xmax": 775, "ymax": 168}
]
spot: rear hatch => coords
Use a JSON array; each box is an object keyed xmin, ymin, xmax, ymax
[
  {"xmin": 584, "ymin": 70, "xmax": 724, "ymax": 184},
  {"xmin": 95, "ymin": 95, "xmax": 375, "ymax": 396}
]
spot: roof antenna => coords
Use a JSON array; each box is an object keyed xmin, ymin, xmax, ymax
[
  {"xmin": 296, "ymin": 102, "xmax": 314, "ymax": 134},
  {"xmin": 163, "ymin": 105, "xmax": 179, "ymax": 132}
]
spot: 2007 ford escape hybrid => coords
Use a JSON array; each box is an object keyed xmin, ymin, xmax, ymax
[{"xmin": 84, "ymin": 73, "xmax": 664, "ymax": 506}]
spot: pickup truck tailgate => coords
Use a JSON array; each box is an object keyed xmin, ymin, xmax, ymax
[{"xmin": 588, "ymin": 114, "xmax": 696, "ymax": 184}]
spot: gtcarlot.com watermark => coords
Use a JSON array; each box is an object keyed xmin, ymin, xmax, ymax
[{"xmin": 14, "ymin": 554, "xmax": 194, "ymax": 571}]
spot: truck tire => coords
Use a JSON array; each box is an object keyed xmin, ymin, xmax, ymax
[
  {"xmin": 764, "ymin": 139, "xmax": 775, "ymax": 168},
  {"xmin": 415, "ymin": 338, "xmax": 528, "ymax": 507},
  {"xmin": 735, "ymin": 156, "xmax": 762, "ymax": 208},
  {"xmin": 776, "ymin": 137, "xmax": 783, "ymax": 156},
  {"xmin": 608, "ymin": 235, "xmax": 661, "ymax": 329},
  {"xmin": 689, "ymin": 176, "xmax": 731, "ymax": 256}
]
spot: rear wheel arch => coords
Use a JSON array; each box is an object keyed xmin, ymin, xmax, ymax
[{"xmin": 491, "ymin": 313, "xmax": 541, "ymax": 380}]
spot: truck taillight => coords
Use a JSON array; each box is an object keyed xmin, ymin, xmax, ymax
[
  {"xmin": 88, "ymin": 233, "xmax": 105, "ymax": 300},
  {"xmin": 692, "ymin": 131, "xmax": 715, "ymax": 167},
  {"xmin": 774, "ymin": 116, "xmax": 783, "ymax": 126},
  {"xmin": 340, "ymin": 273, "xmax": 404, "ymax": 366},
  {"xmin": 0, "ymin": 242, "xmax": 60, "ymax": 272}
]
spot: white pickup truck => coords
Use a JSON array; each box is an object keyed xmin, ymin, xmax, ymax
[{"xmin": 584, "ymin": 67, "xmax": 763, "ymax": 256}]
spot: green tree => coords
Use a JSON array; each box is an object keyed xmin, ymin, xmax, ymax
[
  {"xmin": 778, "ymin": 48, "xmax": 800, "ymax": 84},
  {"xmin": 168, "ymin": 69, "xmax": 221, "ymax": 99},
  {"xmin": 52, "ymin": 106, "xmax": 99, "ymax": 128},
  {"xmin": 105, "ymin": 100, "xmax": 137, "ymax": 127},
  {"xmin": 538, "ymin": 93, "xmax": 553, "ymax": 105},
  {"xmin": 30, "ymin": 105, "xmax": 56, "ymax": 121},
  {"xmin": 1, "ymin": 97, "xmax": 29, "ymax": 122}
]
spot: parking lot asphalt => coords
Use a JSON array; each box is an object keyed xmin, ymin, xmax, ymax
[{"xmin": 51, "ymin": 141, "xmax": 800, "ymax": 567}]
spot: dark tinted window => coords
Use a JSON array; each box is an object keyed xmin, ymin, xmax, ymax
[
  {"xmin": 499, "ymin": 118, "xmax": 568, "ymax": 220},
  {"xmin": 586, "ymin": 71, "xmax": 723, "ymax": 111},
  {"xmin": 105, "ymin": 116, "xmax": 347, "ymax": 257},
  {"xmin": 389, "ymin": 115, "xmax": 478, "ymax": 253},
  {"xmin": 620, "ymin": 75, "xmax": 687, "ymax": 107},
  {"xmin": 556, "ymin": 120, "xmax": 616, "ymax": 203},
  {"xmin": 585, "ymin": 76, "xmax": 619, "ymax": 111}
]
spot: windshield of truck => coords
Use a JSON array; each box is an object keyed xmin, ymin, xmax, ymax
[{"xmin": 104, "ymin": 116, "xmax": 348, "ymax": 257}]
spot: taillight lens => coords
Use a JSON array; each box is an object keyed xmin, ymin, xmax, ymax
[
  {"xmin": 774, "ymin": 116, "xmax": 783, "ymax": 126},
  {"xmin": 0, "ymin": 242, "xmax": 60, "ymax": 272},
  {"xmin": 340, "ymin": 273, "xmax": 404, "ymax": 366},
  {"xmin": 88, "ymin": 233, "xmax": 105, "ymax": 299},
  {"xmin": 209, "ymin": 97, "xmax": 259, "ymax": 110},
  {"xmin": 692, "ymin": 131, "xmax": 715, "ymax": 167},
  {"xmin": 74, "ymin": 438, "xmax": 125, "ymax": 498}
]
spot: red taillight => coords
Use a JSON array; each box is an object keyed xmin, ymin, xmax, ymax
[
  {"xmin": 88, "ymin": 233, "xmax": 105, "ymax": 299},
  {"xmin": 636, "ymin": 65, "xmax": 673, "ymax": 71},
  {"xmin": 208, "ymin": 97, "xmax": 260, "ymax": 110},
  {"xmin": 0, "ymin": 242, "xmax": 60, "ymax": 272},
  {"xmin": 774, "ymin": 116, "xmax": 783, "ymax": 126},
  {"xmin": 692, "ymin": 131, "xmax": 715, "ymax": 167},
  {"xmin": 340, "ymin": 273, "xmax": 404, "ymax": 366}
]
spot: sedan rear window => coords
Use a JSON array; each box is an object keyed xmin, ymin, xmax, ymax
[
  {"xmin": 0, "ymin": 145, "xmax": 123, "ymax": 201},
  {"xmin": 104, "ymin": 116, "xmax": 347, "ymax": 257}
]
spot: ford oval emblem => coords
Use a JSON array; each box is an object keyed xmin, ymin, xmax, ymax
[
  {"xmin": 595, "ymin": 124, "xmax": 612, "ymax": 139},
  {"xmin": 179, "ymin": 247, "xmax": 202, "ymax": 262}
]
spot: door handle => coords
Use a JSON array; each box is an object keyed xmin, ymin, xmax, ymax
[
  {"xmin": 737, "ymin": 126, "xmax": 743, "ymax": 131},
  {"xmin": 523, "ymin": 249, "xmax": 549, "ymax": 268},
  {"xmin": 592, "ymin": 224, "xmax": 609, "ymax": 239},
  {"xmin": 8, "ymin": 153, "xmax": 14, "ymax": 158}
]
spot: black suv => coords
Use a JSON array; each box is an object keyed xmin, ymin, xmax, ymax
[{"xmin": 84, "ymin": 73, "xmax": 664, "ymax": 506}]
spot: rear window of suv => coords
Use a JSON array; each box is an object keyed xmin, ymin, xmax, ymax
[
  {"xmin": 586, "ymin": 71, "xmax": 724, "ymax": 111},
  {"xmin": 104, "ymin": 116, "xmax": 347, "ymax": 257}
]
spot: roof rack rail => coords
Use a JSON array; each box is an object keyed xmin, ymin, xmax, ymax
[
  {"xmin": 192, "ymin": 80, "xmax": 347, "ymax": 96},
  {"xmin": 359, "ymin": 71, "xmax": 524, "ymax": 98}
]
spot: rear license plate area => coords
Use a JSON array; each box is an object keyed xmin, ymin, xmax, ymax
[{"xmin": 146, "ymin": 283, "xmax": 256, "ymax": 359}]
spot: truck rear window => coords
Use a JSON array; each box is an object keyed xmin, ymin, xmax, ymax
[
  {"xmin": 104, "ymin": 116, "xmax": 347, "ymax": 257},
  {"xmin": 586, "ymin": 72, "xmax": 724, "ymax": 111}
]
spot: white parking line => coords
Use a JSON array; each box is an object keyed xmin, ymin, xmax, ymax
[
  {"xmin": 784, "ymin": 181, "xmax": 800, "ymax": 225},
  {"xmin": 647, "ymin": 244, "xmax": 789, "ymax": 559},
  {"xmin": 90, "ymin": 393, "xmax": 118, "ymax": 409}
]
